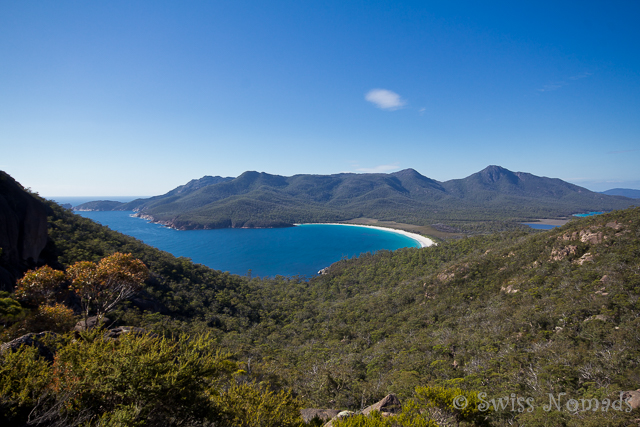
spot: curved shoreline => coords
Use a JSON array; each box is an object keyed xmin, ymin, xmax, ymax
[
  {"xmin": 295, "ymin": 223, "xmax": 436, "ymax": 248},
  {"xmin": 131, "ymin": 212, "xmax": 436, "ymax": 248}
]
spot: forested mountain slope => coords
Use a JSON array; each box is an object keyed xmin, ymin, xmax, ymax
[
  {"xmin": 44, "ymin": 199, "xmax": 640, "ymax": 425},
  {"xmin": 2, "ymin": 170, "xmax": 640, "ymax": 426},
  {"xmin": 228, "ymin": 208, "xmax": 640, "ymax": 419},
  {"xmin": 117, "ymin": 166, "xmax": 635, "ymax": 229}
]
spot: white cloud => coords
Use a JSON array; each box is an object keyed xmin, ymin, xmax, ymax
[
  {"xmin": 353, "ymin": 162, "xmax": 401, "ymax": 173},
  {"xmin": 365, "ymin": 89, "xmax": 406, "ymax": 110},
  {"xmin": 537, "ymin": 84, "xmax": 563, "ymax": 92},
  {"xmin": 569, "ymin": 72, "xmax": 592, "ymax": 80},
  {"xmin": 537, "ymin": 72, "xmax": 592, "ymax": 92}
]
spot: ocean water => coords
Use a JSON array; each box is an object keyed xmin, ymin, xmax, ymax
[
  {"xmin": 74, "ymin": 211, "xmax": 421, "ymax": 278},
  {"xmin": 573, "ymin": 211, "xmax": 606, "ymax": 218}
]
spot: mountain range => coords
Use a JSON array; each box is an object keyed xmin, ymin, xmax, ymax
[{"xmin": 74, "ymin": 166, "xmax": 636, "ymax": 230}]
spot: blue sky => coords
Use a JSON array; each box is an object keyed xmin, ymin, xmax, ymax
[{"xmin": 1, "ymin": 1, "xmax": 639, "ymax": 196}]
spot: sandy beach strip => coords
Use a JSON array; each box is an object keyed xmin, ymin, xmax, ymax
[{"xmin": 295, "ymin": 223, "xmax": 436, "ymax": 248}]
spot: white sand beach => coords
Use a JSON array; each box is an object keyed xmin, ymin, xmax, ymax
[{"xmin": 295, "ymin": 223, "xmax": 436, "ymax": 248}]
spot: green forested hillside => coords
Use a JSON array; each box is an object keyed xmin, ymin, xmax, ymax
[
  {"xmin": 220, "ymin": 207, "xmax": 640, "ymax": 420},
  {"xmin": 73, "ymin": 200, "xmax": 124, "ymax": 211},
  {"xmin": 44, "ymin": 200, "xmax": 259, "ymax": 328},
  {"xmin": 2, "ymin": 195, "xmax": 640, "ymax": 426},
  {"xmin": 115, "ymin": 166, "xmax": 635, "ymax": 230}
]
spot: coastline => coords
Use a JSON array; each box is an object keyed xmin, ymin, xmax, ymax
[
  {"xmin": 131, "ymin": 212, "xmax": 437, "ymax": 247},
  {"xmin": 295, "ymin": 223, "xmax": 436, "ymax": 248}
]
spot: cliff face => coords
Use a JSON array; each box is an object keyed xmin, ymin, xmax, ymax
[{"xmin": 0, "ymin": 171, "xmax": 50, "ymax": 291}]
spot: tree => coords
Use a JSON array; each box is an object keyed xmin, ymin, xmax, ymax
[
  {"xmin": 66, "ymin": 252, "xmax": 148, "ymax": 324},
  {"xmin": 14, "ymin": 266, "xmax": 65, "ymax": 307},
  {"xmin": 30, "ymin": 303, "xmax": 77, "ymax": 333}
]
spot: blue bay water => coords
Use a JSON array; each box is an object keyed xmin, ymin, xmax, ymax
[
  {"xmin": 75, "ymin": 211, "xmax": 421, "ymax": 278},
  {"xmin": 573, "ymin": 211, "xmax": 606, "ymax": 218}
]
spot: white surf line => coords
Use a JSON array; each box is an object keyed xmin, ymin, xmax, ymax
[{"xmin": 295, "ymin": 223, "xmax": 436, "ymax": 248}]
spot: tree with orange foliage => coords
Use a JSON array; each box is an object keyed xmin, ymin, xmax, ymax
[
  {"xmin": 66, "ymin": 253, "xmax": 149, "ymax": 324},
  {"xmin": 14, "ymin": 265, "xmax": 65, "ymax": 306},
  {"xmin": 13, "ymin": 254, "xmax": 148, "ymax": 332}
]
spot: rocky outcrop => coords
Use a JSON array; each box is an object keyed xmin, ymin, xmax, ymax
[
  {"xmin": 579, "ymin": 229, "xmax": 605, "ymax": 244},
  {"xmin": 560, "ymin": 226, "xmax": 611, "ymax": 244},
  {"xmin": 549, "ymin": 245, "xmax": 577, "ymax": 261},
  {"xmin": 75, "ymin": 320, "xmax": 157, "ymax": 339},
  {"xmin": 362, "ymin": 393, "xmax": 402, "ymax": 416},
  {"xmin": 318, "ymin": 267, "xmax": 330, "ymax": 275},
  {"xmin": 323, "ymin": 411, "xmax": 355, "ymax": 427},
  {"xmin": 437, "ymin": 271, "xmax": 455, "ymax": 282},
  {"xmin": 300, "ymin": 409, "xmax": 340, "ymax": 424},
  {"xmin": 622, "ymin": 390, "xmax": 640, "ymax": 410},
  {"xmin": 321, "ymin": 394, "xmax": 402, "ymax": 426},
  {"xmin": 0, "ymin": 332, "xmax": 57, "ymax": 362},
  {"xmin": 104, "ymin": 326, "xmax": 157, "ymax": 340},
  {"xmin": 575, "ymin": 252, "xmax": 594, "ymax": 265},
  {"xmin": 0, "ymin": 171, "xmax": 50, "ymax": 291},
  {"xmin": 74, "ymin": 316, "xmax": 112, "ymax": 332},
  {"xmin": 500, "ymin": 283, "xmax": 520, "ymax": 294}
]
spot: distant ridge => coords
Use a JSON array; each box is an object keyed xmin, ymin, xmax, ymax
[
  {"xmin": 74, "ymin": 200, "xmax": 124, "ymax": 211},
  {"xmin": 168, "ymin": 175, "xmax": 236, "ymax": 195},
  {"xmin": 601, "ymin": 188, "xmax": 640, "ymax": 199},
  {"xmin": 119, "ymin": 175, "xmax": 235, "ymax": 211},
  {"xmin": 107, "ymin": 166, "xmax": 636, "ymax": 230}
]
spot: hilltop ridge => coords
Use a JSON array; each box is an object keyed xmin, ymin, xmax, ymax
[{"xmin": 112, "ymin": 166, "xmax": 635, "ymax": 230}]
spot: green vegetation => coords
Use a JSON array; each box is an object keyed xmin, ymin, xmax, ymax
[
  {"xmin": 1, "ymin": 188, "xmax": 640, "ymax": 425},
  {"xmin": 66, "ymin": 252, "xmax": 148, "ymax": 323},
  {"xmin": 42, "ymin": 200, "xmax": 258, "ymax": 329},
  {"xmin": 116, "ymin": 166, "xmax": 636, "ymax": 230},
  {"xmin": 1, "ymin": 331, "xmax": 305, "ymax": 426},
  {"xmin": 73, "ymin": 200, "xmax": 124, "ymax": 211},
  {"xmin": 332, "ymin": 385, "xmax": 491, "ymax": 427},
  {"xmin": 0, "ymin": 292, "xmax": 26, "ymax": 326},
  {"xmin": 14, "ymin": 266, "xmax": 66, "ymax": 306}
]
